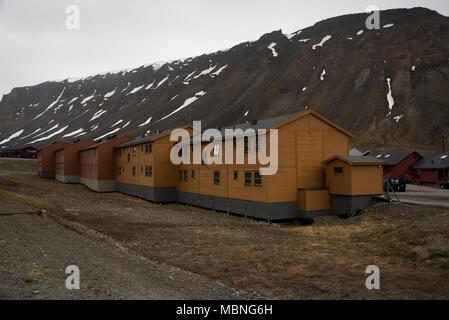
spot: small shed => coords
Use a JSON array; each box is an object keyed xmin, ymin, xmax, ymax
[{"xmin": 322, "ymin": 155, "xmax": 385, "ymax": 217}]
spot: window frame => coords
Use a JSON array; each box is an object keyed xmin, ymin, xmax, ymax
[
  {"xmin": 254, "ymin": 171, "xmax": 262, "ymax": 186},
  {"xmin": 244, "ymin": 171, "xmax": 252, "ymax": 186},
  {"xmin": 333, "ymin": 166, "xmax": 344, "ymax": 175},
  {"xmin": 213, "ymin": 170, "xmax": 220, "ymax": 185}
]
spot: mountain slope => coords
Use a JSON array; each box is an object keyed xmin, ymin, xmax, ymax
[{"xmin": 1, "ymin": 7, "xmax": 448, "ymax": 152}]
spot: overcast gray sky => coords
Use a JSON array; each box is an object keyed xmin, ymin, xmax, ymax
[{"xmin": 0, "ymin": 0, "xmax": 448, "ymax": 97}]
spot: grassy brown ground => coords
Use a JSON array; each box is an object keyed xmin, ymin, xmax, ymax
[{"xmin": 0, "ymin": 159, "xmax": 448, "ymax": 299}]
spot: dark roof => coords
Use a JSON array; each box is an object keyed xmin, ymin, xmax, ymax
[
  {"xmin": 115, "ymin": 128, "xmax": 173, "ymax": 148},
  {"xmin": 180, "ymin": 111, "xmax": 305, "ymax": 144},
  {"xmin": 80, "ymin": 135, "xmax": 132, "ymax": 151},
  {"xmin": 323, "ymin": 155, "xmax": 385, "ymax": 165},
  {"xmin": 1, "ymin": 146, "xmax": 38, "ymax": 151},
  {"xmin": 411, "ymin": 153, "xmax": 449, "ymax": 169},
  {"xmin": 341, "ymin": 155, "xmax": 384, "ymax": 163},
  {"xmin": 364, "ymin": 151, "xmax": 419, "ymax": 165},
  {"xmin": 219, "ymin": 111, "xmax": 304, "ymax": 133}
]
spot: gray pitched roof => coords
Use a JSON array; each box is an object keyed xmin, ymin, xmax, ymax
[
  {"xmin": 349, "ymin": 148, "xmax": 363, "ymax": 156},
  {"xmin": 80, "ymin": 136, "xmax": 127, "ymax": 151},
  {"xmin": 115, "ymin": 128, "xmax": 173, "ymax": 148},
  {"xmin": 179, "ymin": 111, "xmax": 305, "ymax": 144},
  {"xmin": 340, "ymin": 155, "xmax": 385, "ymax": 163},
  {"xmin": 219, "ymin": 111, "xmax": 304, "ymax": 133},
  {"xmin": 411, "ymin": 153, "xmax": 449, "ymax": 169},
  {"xmin": 364, "ymin": 151, "xmax": 418, "ymax": 165}
]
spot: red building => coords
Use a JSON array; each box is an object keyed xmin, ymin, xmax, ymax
[
  {"xmin": 364, "ymin": 151, "xmax": 422, "ymax": 181},
  {"xmin": 0, "ymin": 146, "xmax": 38, "ymax": 159},
  {"xmin": 37, "ymin": 141, "xmax": 70, "ymax": 179},
  {"xmin": 55, "ymin": 139, "xmax": 96, "ymax": 183},
  {"xmin": 412, "ymin": 153, "xmax": 449, "ymax": 184},
  {"xmin": 79, "ymin": 135, "xmax": 133, "ymax": 192}
]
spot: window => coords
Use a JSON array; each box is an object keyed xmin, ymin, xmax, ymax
[
  {"xmin": 213, "ymin": 144, "xmax": 220, "ymax": 156},
  {"xmin": 132, "ymin": 166, "xmax": 136, "ymax": 176},
  {"xmin": 244, "ymin": 137, "xmax": 249, "ymax": 153},
  {"xmin": 333, "ymin": 167, "xmax": 344, "ymax": 174},
  {"xmin": 145, "ymin": 166, "xmax": 148, "ymax": 177},
  {"xmin": 148, "ymin": 143, "xmax": 152, "ymax": 153},
  {"xmin": 245, "ymin": 172, "xmax": 252, "ymax": 186},
  {"xmin": 148, "ymin": 166, "xmax": 152, "ymax": 177},
  {"xmin": 127, "ymin": 153, "xmax": 130, "ymax": 163},
  {"xmin": 132, "ymin": 147, "xmax": 136, "ymax": 156},
  {"xmin": 141, "ymin": 145, "xmax": 143, "ymax": 151},
  {"xmin": 214, "ymin": 171, "xmax": 220, "ymax": 185},
  {"xmin": 191, "ymin": 170, "xmax": 195, "ymax": 178},
  {"xmin": 145, "ymin": 145, "xmax": 148, "ymax": 153},
  {"xmin": 184, "ymin": 170, "xmax": 188, "ymax": 182},
  {"xmin": 179, "ymin": 170, "xmax": 183, "ymax": 182},
  {"xmin": 234, "ymin": 170, "xmax": 238, "ymax": 180},
  {"xmin": 254, "ymin": 171, "xmax": 262, "ymax": 186}
]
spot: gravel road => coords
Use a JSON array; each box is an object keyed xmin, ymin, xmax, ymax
[
  {"xmin": 0, "ymin": 198, "xmax": 253, "ymax": 300},
  {"xmin": 397, "ymin": 184, "xmax": 449, "ymax": 207}
]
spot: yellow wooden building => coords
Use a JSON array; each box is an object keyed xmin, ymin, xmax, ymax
[
  {"xmin": 177, "ymin": 110, "xmax": 354, "ymax": 220},
  {"xmin": 114, "ymin": 126, "xmax": 195, "ymax": 203},
  {"xmin": 322, "ymin": 155, "xmax": 385, "ymax": 217}
]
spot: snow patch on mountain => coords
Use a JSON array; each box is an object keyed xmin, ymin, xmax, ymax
[
  {"xmin": 138, "ymin": 116, "xmax": 152, "ymax": 127},
  {"xmin": 63, "ymin": 128, "xmax": 84, "ymax": 138},
  {"xmin": 268, "ymin": 43, "xmax": 278, "ymax": 57},
  {"xmin": 34, "ymin": 87, "xmax": 66, "ymax": 119},
  {"xmin": 312, "ymin": 35, "xmax": 332, "ymax": 49},
  {"xmin": 90, "ymin": 109, "xmax": 107, "ymax": 121},
  {"xmin": 386, "ymin": 77, "xmax": 395, "ymax": 116},
  {"xmin": 0, "ymin": 129, "xmax": 24, "ymax": 145},
  {"xmin": 28, "ymin": 125, "xmax": 68, "ymax": 144},
  {"xmin": 94, "ymin": 128, "xmax": 121, "ymax": 141},
  {"xmin": 160, "ymin": 91, "xmax": 206, "ymax": 121}
]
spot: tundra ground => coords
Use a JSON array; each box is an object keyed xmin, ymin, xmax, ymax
[{"xmin": 0, "ymin": 158, "xmax": 448, "ymax": 299}]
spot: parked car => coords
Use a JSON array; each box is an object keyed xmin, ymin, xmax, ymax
[
  {"xmin": 383, "ymin": 178, "xmax": 406, "ymax": 192},
  {"xmin": 439, "ymin": 180, "xmax": 449, "ymax": 189}
]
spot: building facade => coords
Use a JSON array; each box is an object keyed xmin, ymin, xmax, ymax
[
  {"xmin": 37, "ymin": 141, "xmax": 70, "ymax": 179},
  {"xmin": 364, "ymin": 151, "xmax": 421, "ymax": 181},
  {"xmin": 176, "ymin": 110, "xmax": 352, "ymax": 220},
  {"xmin": 79, "ymin": 135, "xmax": 133, "ymax": 192},
  {"xmin": 412, "ymin": 153, "xmax": 449, "ymax": 183},
  {"xmin": 55, "ymin": 139, "xmax": 95, "ymax": 183}
]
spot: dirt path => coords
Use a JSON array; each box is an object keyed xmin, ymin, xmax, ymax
[
  {"xmin": 398, "ymin": 184, "xmax": 449, "ymax": 207},
  {"xmin": 0, "ymin": 160, "xmax": 448, "ymax": 299},
  {"xmin": 0, "ymin": 198, "xmax": 254, "ymax": 300}
]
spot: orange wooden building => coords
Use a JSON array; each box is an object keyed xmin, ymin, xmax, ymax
[
  {"xmin": 37, "ymin": 141, "xmax": 70, "ymax": 179},
  {"xmin": 79, "ymin": 135, "xmax": 133, "ymax": 192},
  {"xmin": 322, "ymin": 155, "xmax": 385, "ymax": 217},
  {"xmin": 114, "ymin": 127, "xmax": 195, "ymax": 203},
  {"xmin": 176, "ymin": 110, "xmax": 353, "ymax": 220},
  {"xmin": 54, "ymin": 139, "xmax": 95, "ymax": 183}
]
